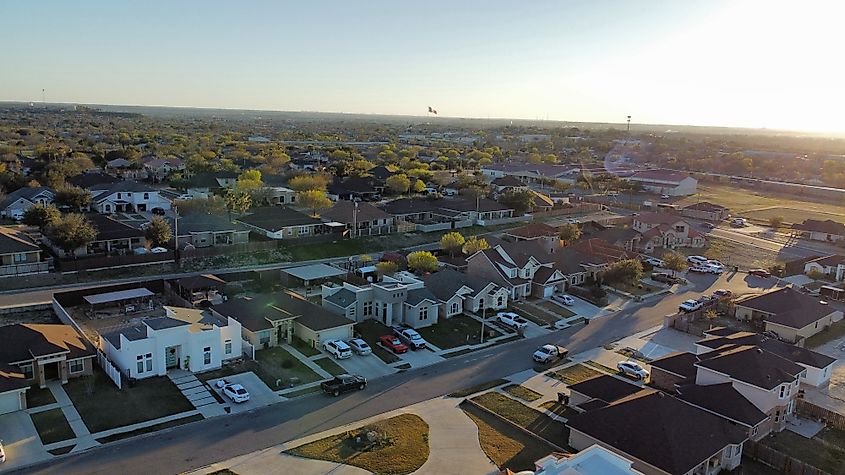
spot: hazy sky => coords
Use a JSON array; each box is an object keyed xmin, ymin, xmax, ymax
[{"xmin": 1, "ymin": 0, "xmax": 843, "ymax": 132}]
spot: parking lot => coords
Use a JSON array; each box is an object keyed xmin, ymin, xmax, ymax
[{"xmin": 207, "ymin": 372, "xmax": 282, "ymax": 414}]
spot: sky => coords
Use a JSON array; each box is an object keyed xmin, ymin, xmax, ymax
[{"xmin": 1, "ymin": 0, "xmax": 844, "ymax": 133}]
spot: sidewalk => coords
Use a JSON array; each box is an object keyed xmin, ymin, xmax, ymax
[
  {"xmin": 45, "ymin": 381, "xmax": 97, "ymax": 451},
  {"xmin": 284, "ymin": 344, "xmax": 333, "ymax": 379}
]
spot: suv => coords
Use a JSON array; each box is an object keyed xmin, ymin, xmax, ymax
[
  {"xmin": 321, "ymin": 374, "xmax": 366, "ymax": 397},
  {"xmin": 617, "ymin": 361, "xmax": 649, "ymax": 380},
  {"xmin": 393, "ymin": 327, "xmax": 427, "ymax": 350},
  {"xmin": 323, "ymin": 340, "xmax": 353, "ymax": 359},
  {"xmin": 678, "ymin": 299, "xmax": 703, "ymax": 313}
]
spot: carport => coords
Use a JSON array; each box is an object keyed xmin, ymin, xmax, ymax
[
  {"xmin": 83, "ymin": 287, "xmax": 155, "ymax": 317},
  {"xmin": 282, "ymin": 264, "xmax": 347, "ymax": 297}
]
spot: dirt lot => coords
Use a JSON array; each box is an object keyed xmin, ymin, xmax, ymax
[{"xmin": 677, "ymin": 184, "xmax": 845, "ymax": 223}]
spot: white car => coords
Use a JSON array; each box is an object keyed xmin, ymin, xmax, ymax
[
  {"xmin": 688, "ymin": 265, "xmax": 711, "ymax": 273},
  {"xmin": 347, "ymin": 338, "xmax": 372, "ymax": 355},
  {"xmin": 706, "ymin": 260, "xmax": 724, "ymax": 267},
  {"xmin": 706, "ymin": 264, "xmax": 724, "ymax": 274},
  {"xmin": 150, "ymin": 247, "xmax": 168, "ymax": 253},
  {"xmin": 0, "ymin": 440, "xmax": 5, "ymax": 463},
  {"xmin": 660, "ymin": 194, "xmax": 670, "ymax": 199},
  {"xmin": 617, "ymin": 361, "xmax": 650, "ymax": 380},
  {"xmin": 553, "ymin": 294, "xmax": 575, "ymax": 306},
  {"xmin": 324, "ymin": 339, "xmax": 353, "ymax": 359},
  {"xmin": 496, "ymin": 312, "xmax": 529, "ymax": 330},
  {"xmin": 642, "ymin": 257, "xmax": 665, "ymax": 267},
  {"xmin": 222, "ymin": 383, "xmax": 250, "ymax": 403},
  {"xmin": 679, "ymin": 299, "xmax": 703, "ymax": 313},
  {"xmin": 687, "ymin": 255, "xmax": 708, "ymax": 265}
]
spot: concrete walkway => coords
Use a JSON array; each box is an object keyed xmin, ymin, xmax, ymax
[
  {"xmin": 45, "ymin": 381, "xmax": 97, "ymax": 451},
  {"xmin": 283, "ymin": 344, "xmax": 333, "ymax": 379},
  {"xmin": 167, "ymin": 370, "xmax": 224, "ymax": 418}
]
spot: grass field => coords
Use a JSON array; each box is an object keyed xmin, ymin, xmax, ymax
[
  {"xmin": 470, "ymin": 392, "xmax": 570, "ymax": 448},
  {"xmin": 670, "ymin": 236, "xmax": 782, "ymax": 269},
  {"xmin": 502, "ymin": 384, "xmax": 543, "ymax": 402},
  {"xmin": 286, "ymin": 414, "xmax": 429, "ymax": 475},
  {"xmin": 546, "ymin": 363, "xmax": 604, "ymax": 385}
]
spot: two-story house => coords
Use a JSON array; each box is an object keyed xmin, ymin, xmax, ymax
[
  {"xmin": 92, "ymin": 181, "xmax": 172, "ymax": 214},
  {"xmin": 631, "ymin": 212, "xmax": 706, "ymax": 251},
  {"xmin": 422, "ymin": 268, "xmax": 509, "ymax": 318},
  {"xmin": 465, "ymin": 242, "xmax": 566, "ymax": 300},
  {"xmin": 681, "ymin": 202, "xmax": 730, "ymax": 222},
  {"xmin": 0, "ymin": 186, "xmax": 55, "ymax": 220}
]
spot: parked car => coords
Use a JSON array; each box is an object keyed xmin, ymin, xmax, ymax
[
  {"xmin": 748, "ymin": 268, "xmax": 772, "ymax": 278},
  {"xmin": 552, "ymin": 294, "xmax": 575, "ymax": 306},
  {"xmin": 347, "ymin": 338, "xmax": 372, "ymax": 356},
  {"xmin": 496, "ymin": 312, "xmax": 529, "ymax": 330},
  {"xmin": 532, "ymin": 344, "xmax": 569, "ymax": 364},
  {"xmin": 222, "ymin": 383, "xmax": 250, "ymax": 403},
  {"xmin": 324, "ymin": 339, "xmax": 353, "ymax": 359},
  {"xmin": 660, "ymin": 194, "xmax": 670, "ymax": 199},
  {"xmin": 150, "ymin": 247, "xmax": 168, "ymax": 253},
  {"xmin": 617, "ymin": 361, "xmax": 650, "ymax": 380},
  {"xmin": 321, "ymin": 374, "xmax": 367, "ymax": 397},
  {"xmin": 702, "ymin": 222, "xmax": 716, "ymax": 230},
  {"xmin": 706, "ymin": 264, "xmax": 724, "ymax": 274},
  {"xmin": 731, "ymin": 218, "xmax": 747, "ymax": 228},
  {"xmin": 151, "ymin": 207, "xmax": 166, "ymax": 216},
  {"xmin": 379, "ymin": 335, "xmax": 408, "ymax": 354},
  {"xmin": 688, "ymin": 265, "xmax": 711, "ymax": 273},
  {"xmin": 641, "ymin": 256, "xmax": 665, "ymax": 267},
  {"xmin": 651, "ymin": 272, "xmax": 682, "ymax": 285},
  {"xmin": 679, "ymin": 299, "xmax": 703, "ymax": 313},
  {"xmin": 687, "ymin": 255, "xmax": 708, "ymax": 265},
  {"xmin": 712, "ymin": 288, "xmax": 733, "ymax": 298},
  {"xmin": 393, "ymin": 327, "xmax": 427, "ymax": 350},
  {"xmin": 706, "ymin": 260, "xmax": 724, "ymax": 267}
]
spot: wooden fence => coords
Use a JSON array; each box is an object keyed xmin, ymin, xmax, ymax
[
  {"xmin": 745, "ymin": 440, "xmax": 830, "ymax": 475},
  {"xmin": 796, "ymin": 399, "xmax": 845, "ymax": 431}
]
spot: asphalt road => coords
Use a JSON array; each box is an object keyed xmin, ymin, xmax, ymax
[{"xmin": 16, "ymin": 272, "xmax": 776, "ymax": 475}]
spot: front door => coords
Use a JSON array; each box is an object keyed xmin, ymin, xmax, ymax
[
  {"xmin": 165, "ymin": 346, "xmax": 179, "ymax": 369},
  {"xmin": 43, "ymin": 362, "xmax": 59, "ymax": 381}
]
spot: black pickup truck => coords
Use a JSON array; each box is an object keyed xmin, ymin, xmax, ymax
[{"xmin": 321, "ymin": 374, "xmax": 367, "ymax": 396}]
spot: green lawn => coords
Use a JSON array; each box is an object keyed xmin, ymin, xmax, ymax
[
  {"xmin": 286, "ymin": 414, "xmax": 429, "ymax": 475},
  {"xmin": 291, "ymin": 337, "xmax": 321, "ymax": 357},
  {"xmin": 64, "ymin": 370, "xmax": 195, "ymax": 434},
  {"xmin": 761, "ymin": 429, "xmax": 845, "ymax": 474},
  {"xmin": 502, "ymin": 384, "xmax": 543, "ymax": 402},
  {"xmin": 354, "ymin": 320, "xmax": 401, "ymax": 364},
  {"xmin": 460, "ymin": 401, "xmax": 559, "ymax": 473},
  {"xmin": 30, "ymin": 408, "xmax": 76, "ymax": 445},
  {"xmin": 313, "ymin": 357, "xmax": 347, "ymax": 376},
  {"xmin": 198, "ymin": 347, "xmax": 322, "ymax": 390},
  {"xmin": 26, "ymin": 386, "xmax": 57, "ymax": 408},
  {"xmin": 416, "ymin": 314, "xmax": 502, "ymax": 349},
  {"xmin": 470, "ymin": 392, "xmax": 570, "ymax": 449},
  {"xmin": 546, "ymin": 363, "xmax": 604, "ymax": 385},
  {"xmin": 510, "ymin": 303, "xmax": 556, "ymax": 327}
]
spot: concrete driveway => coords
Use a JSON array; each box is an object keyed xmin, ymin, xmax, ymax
[
  {"xmin": 548, "ymin": 295, "xmax": 609, "ymax": 320},
  {"xmin": 208, "ymin": 372, "xmax": 282, "ymax": 414},
  {"xmin": 0, "ymin": 410, "xmax": 51, "ymax": 472},
  {"xmin": 336, "ymin": 353, "xmax": 396, "ymax": 379},
  {"xmin": 397, "ymin": 348, "xmax": 445, "ymax": 369}
]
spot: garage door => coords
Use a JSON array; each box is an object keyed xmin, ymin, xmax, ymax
[
  {"xmin": 543, "ymin": 286, "xmax": 555, "ymax": 298},
  {"xmin": 0, "ymin": 391, "xmax": 23, "ymax": 415},
  {"xmin": 318, "ymin": 326, "xmax": 354, "ymax": 345}
]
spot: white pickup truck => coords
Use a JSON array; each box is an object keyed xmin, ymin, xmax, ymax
[{"xmin": 533, "ymin": 344, "xmax": 570, "ymax": 364}]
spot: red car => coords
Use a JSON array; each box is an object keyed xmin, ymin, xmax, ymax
[
  {"xmin": 748, "ymin": 268, "xmax": 772, "ymax": 278},
  {"xmin": 379, "ymin": 335, "xmax": 408, "ymax": 354}
]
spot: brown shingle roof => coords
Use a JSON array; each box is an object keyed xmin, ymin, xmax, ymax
[
  {"xmin": 696, "ymin": 345, "xmax": 804, "ymax": 390},
  {"xmin": 505, "ymin": 222, "xmax": 558, "ymax": 239},
  {"xmin": 737, "ymin": 287, "xmax": 835, "ymax": 329},
  {"xmin": 649, "ymin": 351, "xmax": 699, "ymax": 379},
  {"xmin": 676, "ymin": 383, "xmax": 767, "ymax": 427},
  {"xmin": 567, "ymin": 374, "xmax": 642, "ymax": 404},
  {"xmin": 0, "ymin": 324, "xmax": 95, "ymax": 364},
  {"xmin": 321, "ymin": 201, "xmax": 393, "ymax": 224}
]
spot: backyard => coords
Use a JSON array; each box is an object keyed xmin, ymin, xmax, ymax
[
  {"xmin": 30, "ymin": 408, "xmax": 75, "ymax": 445},
  {"xmin": 416, "ymin": 314, "xmax": 502, "ymax": 349},
  {"xmin": 63, "ymin": 370, "xmax": 195, "ymax": 433},
  {"xmin": 198, "ymin": 347, "xmax": 323, "ymax": 390},
  {"xmin": 286, "ymin": 414, "xmax": 429, "ymax": 475},
  {"xmin": 760, "ymin": 427, "xmax": 845, "ymax": 474}
]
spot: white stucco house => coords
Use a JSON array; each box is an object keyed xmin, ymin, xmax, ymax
[
  {"xmin": 99, "ymin": 306, "xmax": 242, "ymax": 379},
  {"xmin": 92, "ymin": 181, "xmax": 172, "ymax": 214}
]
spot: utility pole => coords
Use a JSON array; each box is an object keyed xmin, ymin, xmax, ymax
[
  {"xmin": 480, "ymin": 306, "xmax": 487, "ymax": 344},
  {"xmin": 352, "ymin": 201, "xmax": 358, "ymax": 239},
  {"xmin": 626, "ymin": 115, "xmax": 631, "ymax": 136}
]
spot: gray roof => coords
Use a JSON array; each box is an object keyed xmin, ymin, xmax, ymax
[
  {"xmin": 0, "ymin": 231, "xmax": 40, "ymax": 255},
  {"xmin": 100, "ymin": 323, "xmax": 148, "ymax": 350},
  {"xmin": 0, "ymin": 186, "xmax": 53, "ymax": 209},
  {"xmin": 237, "ymin": 207, "xmax": 323, "ymax": 232},
  {"xmin": 324, "ymin": 288, "xmax": 357, "ymax": 308},
  {"xmin": 282, "ymin": 264, "xmax": 346, "ymax": 281},
  {"xmin": 84, "ymin": 288, "xmax": 154, "ymax": 305},
  {"xmin": 405, "ymin": 288, "xmax": 440, "ymax": 306},
  {"xmin": 737, "ymin": 287, "xmax": 835, "ymax": 329},
  {"xmin": 676, "ymin": 383, "xmax": 767, "ymax": 427},
  {"xmin": 696, "ymin": 345, "xmax": 804, "ymax": 390},
  {"xmin": 144, "ymin": 316, "xmax": 190, "ymax": 331}
]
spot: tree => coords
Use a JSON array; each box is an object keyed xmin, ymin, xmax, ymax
[
  {"xmin": 439, "ymin": 232, "xmax": 466, "ymax": 257},
  {"xmin": 412, "ymin": 179, "xmax": 427, "ymax": 193},
  {"xmin": 769, "ymin": 215, "xmax": 784, "ymax": 229},
  {"xmin": 144, "ymin": 216, "xmax": 172, "ymax": 247},
  {"xmin": 662, "ymin": 251, "xmax": 688, "ymax": 277},
  {"xmin": 407, "ymin": 251, "xmax": 439, "ymax": 273},
  {"xmin": 46, "ymin": 213, "xmax": 97, "ymax": 258},
  {"xmin": 54, "ymin": 186, "xmax": 93, "ymax": 211},
  {"xmin": 225, "ymin": 190, "xmax": 252, "ymax": 215},
  {"xmin": 297, "ymin": 189, "xmax": 332, "ymax": 216},
  {"xmin": 288, "ymin": 174, "xmax": 329, "ymax": 192},
  {"xmin": 497, "ymin": 189, "xmax": 534, "ymax": 216},
  {"xmin": 22, "ymin": 203, "xmax": 60, "ymax": 229},
  {"xmin": 235, "ymin": 169, "xmax": 263, "ymax": 192},
  {"xmin": 463, "ymin": 236, "xmax": 489, "ymax": 255},
  {"xmin": 601, "ymin": 259, "xmax": 643, "ymax": 284},
  {"xmin": 376, "ymin": 260, "xmax": 399, "ymax": 277},
  {"xmin": 558, "ymin": 223, "xmax": 581, "ymax": 246},
  {"xmin": 385, "ymin": 174, "xmax": 411, "ymax": 195},
  {"xmin": 174, "ymin": 196, "xmax": 226, "ymax": 216}
]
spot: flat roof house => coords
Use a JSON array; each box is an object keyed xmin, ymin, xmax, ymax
[{"xmin": 734, "ymin": 287, "xmax": 841, "ymax": 343}]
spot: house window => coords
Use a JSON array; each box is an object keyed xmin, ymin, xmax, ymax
[
  {"xmin": 203, "ymin": 347, "xmax": 211, "ymax": 365},
  {"xmin": 259, "ymin": 331, "xmax": 271, "ymax": 345},
  {"xmin": 497, "ymin": 295, "xmax": 504, "ymax": 307},
  {"xmin": 19, "ymin": 363, "xmax": 33, "ymax": 380},
  {"xmin": 779, "ymin": 385, "xmax": 786, "ymax": 398},
  {"xmin": 420, "ymin": 307, "xmax": 428, "ymax": 320},
  {"xmin": 450, "ymin": 302, "xmax": 459, "ymax": 314},
  {"xmin": 299, "ymin": 226, "xmax": 309, "ymax": 234},
  {"xmin": 815, "ymin": 321, "xmax": 819, "ymax": 329},
  {"xmin": 224, "ymin": 340, "xmax": 232, "ymax": 355},
  {"xmin": 68, "ymin": 359, "xmax": 84, "ymax": 374},
  {"xmin": 117, "ymin": 193, "xmax": 122, "ymax": 199},
  {"xmin": 774, "ymin": 410, "xmax": 781, "ymax": 422},
  {"xmin": 143, "ymin": 192, "xmax": 149, "ymax": 200},
  {"xmin": 286, "ymin": 228, "xmax": 293, "ymax": 235},
  {"xmin": 751, "ymin": 425, "xmax": 758, "ymax": 437},
  {"xmin": 136, "ymin": 353, "xmax": 153, "ymax": 374},
  {"xmin": 363, "ymin": 301, "xmax": 373, "ymax": 316}
]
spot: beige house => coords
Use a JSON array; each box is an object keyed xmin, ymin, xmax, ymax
[
  {"xmin": 631, "ymin": 212, "xmax": 706, "ymax": 251},
  {"xmin": 236, "ymin": 207, "xmax": 337, "ymax": 240},
  {"xmin": 734, "ymin": 287, "xmax": 840, "ymax": 343}
]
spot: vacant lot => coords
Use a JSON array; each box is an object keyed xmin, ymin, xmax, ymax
[
  {"xmin": 64, "ymin": 370, "xmax": 194, "ymax": 433},
  {"xmin": 677, "ymin": 184, "xmax": 845, "ymax": 221},
  {"xmin": 30, "ymin": 408, "xmax": 75, "ymax": 445},
  {"xmin": 416, "ymin": 314, "xmax": 502, "ymax": 349},
  {"xmin": 470, "ymin": 392, "xmax": 570, "ymax": 448},
  {"xmin": 546, "ymin": 363, "xmax": 604, "ymax": 385},
  {"xmin": 670, "ymin": 236, "xmax": 782, "ymax": 269},
  {"xmin": 287, "ymin": 414, "xmax": 429, "ymax": 475}
]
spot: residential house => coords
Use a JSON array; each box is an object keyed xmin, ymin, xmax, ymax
[
  {"xmin": 803, "ymin": 254, "xmax": 845, "ymax": 281},
  {"xmin": 793, "ymin": 219, "xmax": 845, "ymax": 243},
  {"xmin": 46, "ymin": 214, "xmax": 146, "ymax": 257},
  {"xmin": 531, "ymin": 191, "xmax": 555, "ymax": 212},
  {"xmin": 67, "ymin": 172, "xmax": 121, "ymax": 190},
  {"xmin": 142, "ymin": 156, "xmax": 185, "ymax": 181},
  {"xmin": 503, "ymin": 222, "xmax": 560, "ymax": 253},
  {"xmin": 260, "ymin": 175, "xmax": 297, "ymax": 206},
  {"xmin": 321, "ymin": 201, "xmax": 396, "ymax": 237},
  {"xmin": 466, "ymin": 240, "xmax": 566, "ymax": 300},
  {"xmin": 327, "ymin": 177, "xmax": 382, "ymax": 202},
  {"xmin": 106, "ymin": 158, "xmax": 147, "ymax": 180},
  {"xmin": 422, "ymin": 268, "xmax": 509, "ymax": 318},
  {"xmin": 99, "ymin": 306, "xmax": 242, "ymax": 379},
  {"xmin": 92, "ymin": 181, "xmax": 172, "ymax": 213},
  {"xmin": 590, "ymin": 227, "xmax": 642, "ymax": 252},
  {"xmin": 490, "ymin": 175, "xmax": 528, "ymax": 193},
  {"xmin": 236, "ymin": 207, "xmax": 334, "ymax": 240},
  {"xmin": 531, "ymin": 445, "xmax": 643, "ymax": 475},
  {"xmin": 734, "ymin": 286, "xmax": 840, "ymax": 343},
  {"xmin": 0, "ymin": 186, "xmax": 55, "ymax": 220},
  {"xmin": 322, "ymin": 272, "xmax": 441, "ymax": 329},
  {"xmin": 681, "ymin": 202, "xmax": 730, "ymax": 222},
  {"xmin": 176, "ymin": 214, "xmax": 250, "ymax": 248},
  {"xmin": 480, "ymin": 163, "xmax": 577, "ymax": 184},
  {"xmin": 674, "ymin": 383, "xmax": 768, "ymax": 442},
  {"xmin": 631, "ymin": 213, "xmax": 706, "ymax": 251},
  {"xmin": 0, "ymin": 324, "xmax": 95, "ymax": 414},
  {"xmin": 0, "ymin": 229, "xmax": 48, "ymax": 276},
  {"xmin": 625, "ymin": 169, "xmax": 698, "ymax": 196},
  {"xmin": 567, "ymin": 389, "xmax": 746, "ymax": 475},
  {"xmin": 186, "ymin": 171, "xmax": 239, "ymax": 198},
  {"xmin": 566, "ymin": 374, "xmax": 643, "ymax": 410},
  {"xmin": 212, "ymin": 292, "xmax": 354, "ymax": 349}
]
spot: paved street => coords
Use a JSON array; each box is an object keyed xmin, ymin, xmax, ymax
[{"xmin": 13, "ymin": 271, "xmax": 777, "ymax": 475}]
